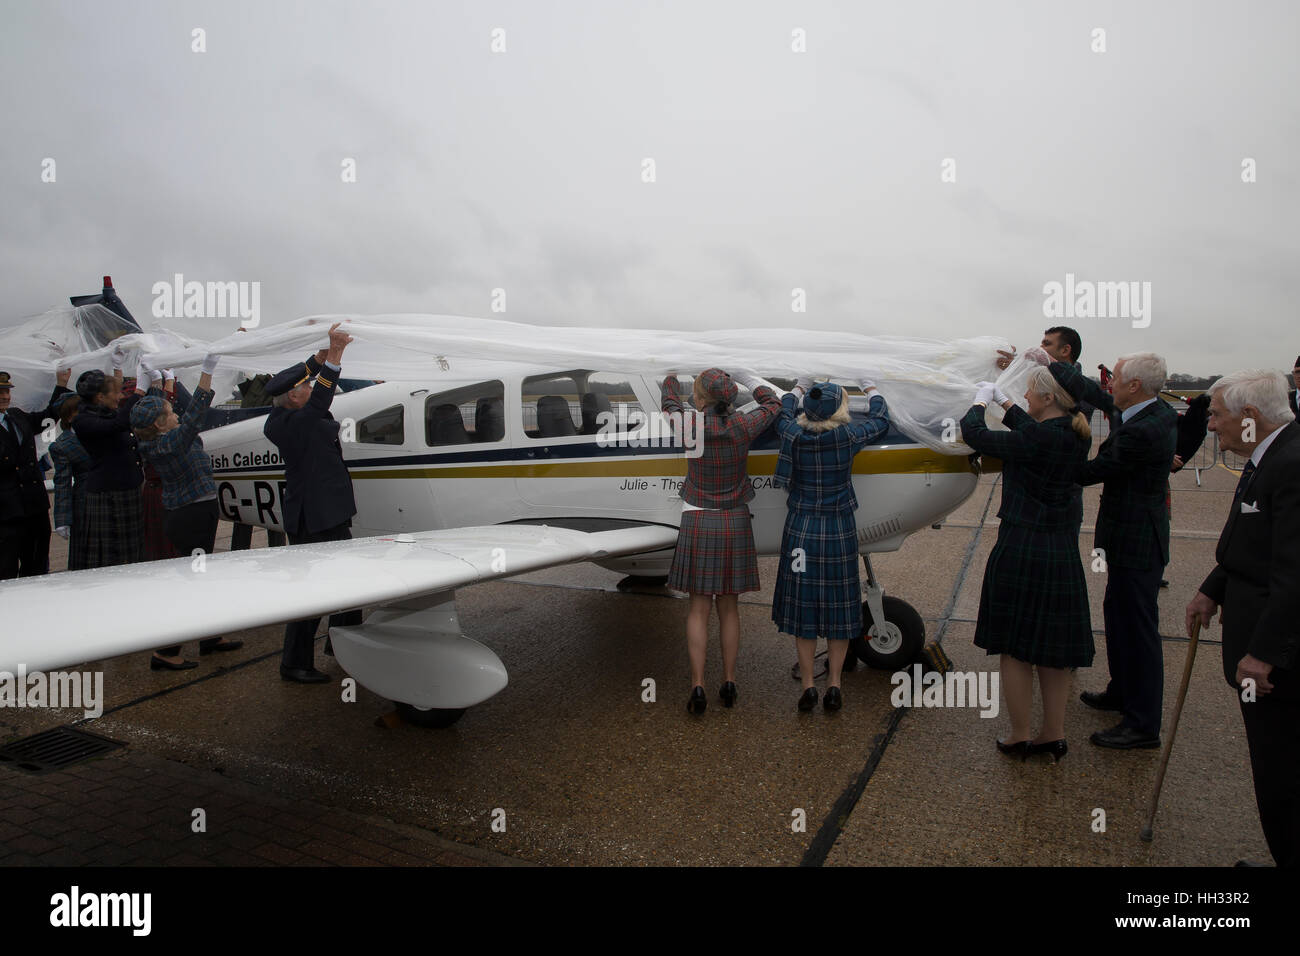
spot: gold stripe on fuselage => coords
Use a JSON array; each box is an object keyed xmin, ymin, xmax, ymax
[{"xmin": 213, "ymin": 446, "xmax": 985, "ymax": 483}]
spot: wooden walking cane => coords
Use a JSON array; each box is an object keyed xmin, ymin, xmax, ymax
[{"xmin": 1140, "ymin": 618, "xmax": 1201, "ymax": 842}]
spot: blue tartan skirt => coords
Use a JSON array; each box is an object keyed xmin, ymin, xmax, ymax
[
  {"xmin": 771, "ymin": 508, "xmax": 862, "ymax": 641},
  {"xmin": 666, "ymin": 506, "xmax": 760, "ymax": 595},
  {"xmin": 81, "ymin": 488, "xmax": 144, "ymax": 569},
  {"xmin": 973, "ymin": 521, "xmax": 1094, "ymax": 668}
]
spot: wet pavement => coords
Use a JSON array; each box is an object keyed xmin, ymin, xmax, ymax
[{"xmin": 0, "ymin": 459, "xmax": 1272, "ymax": 866}]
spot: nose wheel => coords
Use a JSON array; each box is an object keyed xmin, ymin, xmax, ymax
[{"xmin": 850, "ymin": 555, "xmax": 926, "ymax": 669}]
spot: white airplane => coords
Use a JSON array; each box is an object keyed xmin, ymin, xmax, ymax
[{"xmin": 2, "ymin": 360, "xmax": 984, "ymax": 727}]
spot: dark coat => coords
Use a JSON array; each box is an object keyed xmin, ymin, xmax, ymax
[
  {"xmin": 1199, "ymin": 423, "xmax": 1300, "ymax": 691},
  {"xmin": 961, "ymin": 404, "xmax": 1090, "ymax": 531},
  {"xmin": 263, "ymin": 362, "xmax": 355, "ymax": 536},
  {"xmin": 0, "ymin": 386, "xmax": 72, "ymax": 520},
  {"xmin": 1053, "ymin": 362, "xmax": 1177, "ymax": 570},
  {"xmin": 73, "ymin": 391, "xmax": 145, "ymax": 493}
]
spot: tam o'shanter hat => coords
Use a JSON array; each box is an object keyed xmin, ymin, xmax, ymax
[
  {"xmin": 130, "ymin": 395, "xmax": 167, "ymax": 428},
  {"xmin": 266, "ymin": 360, "xmax": 314, "ymax": 397},
  {"xmin": 696, "ymin": 368, "xmax": 738, "ymax": 405},
  {"xmin": 801, "ymin": 382, "xmax": 844, "ymax": 422}
]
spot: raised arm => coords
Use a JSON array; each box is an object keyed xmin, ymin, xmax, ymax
[
  {"xmin": 847, "ymin": 378, "xmax": 890, "ymax": 449},
  {"xmin": 960, "ymin": 403, "xmax": 1036, "ymax": 460},
  {"xmin": 731, "ymin": 369, "xmax": 782, "ymax": 441},
  {"xmin": 661, "ymin": 375, "xmax": 684, "ymax": 416}
]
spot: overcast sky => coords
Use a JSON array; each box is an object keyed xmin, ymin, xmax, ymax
[{"xmin": 2, "ymin": 0, "xmax": 1296, "ymax": 376}]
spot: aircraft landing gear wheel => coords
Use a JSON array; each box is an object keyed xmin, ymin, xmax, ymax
[
  {"xmin": 851, "ymin": 596, "xmax": 925, "ymax": 670},
  {"xmin": 395, "ymin": 702, "xmax": 467, "ymax": 728}
]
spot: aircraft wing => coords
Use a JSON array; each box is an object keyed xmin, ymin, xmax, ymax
[{"xmin": 1, "ymin": 524, "xmax": 678, "ymax": 673}]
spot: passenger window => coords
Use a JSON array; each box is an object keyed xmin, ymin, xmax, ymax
[
  {"xmin": 425, "ymin": 381, "xmax": 505, "ymax": 447},
  {"xmin": 356, "ymin": 404, "xmax": 405, "ymax": 445},
  {"xmin": 523, "ymin": 371, "xmax": 644, "ymax": 439}
]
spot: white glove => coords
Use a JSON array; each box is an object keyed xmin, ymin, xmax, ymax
[
  {"xmin": 163, "ymin": 368, "xmax": 176, "ymax": 383},
  {"xmin": 731, "ymin": 368, "xmax": 761, "ymax": 391},
  {"xmin": 137, "ymin": 360, "xmax": 162, "ymax": 385},
  {"xmin": 1023, "ymin": 347, "xmax": 1051, "ymax": 367},
  {"xmin": 974, "ymin": 382, "xmax": 996, "ymax": 406},
  {"xmin": 55, "ymin": 526, "xmax": 70, "ymax": 540},
  {"xmin": 201, "ymin": 353, "xmax": 220, "ymax": 375},
  {"xmin": 858, "ymin": 378, "xmax": 880, "ymax": 399},
  {"xmin": 110, "ymin": 345, "xmax": 127, "ymax": 371},
  {"xmin": 992, "ymin": 385, "xmax": 1010, "ymax": 405}
]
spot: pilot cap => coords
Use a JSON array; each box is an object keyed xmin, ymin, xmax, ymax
[
  {"xmin": 266, "ymin": 361, "xmax": 314, "ymax": 397},
  {"xmin": 130, "ymin": 395, "xmax": 167, "ymax": 428},
  {"xmin": 696, "ymin": 368, "xmax": 738, "ymax": 405},
  {"xmin": 802, "ymin": 382, "xmax": 843, "ymax": 422},
  {"xmin": 0, "ymin": 371, "xmax": 12, "ymax": 390}
]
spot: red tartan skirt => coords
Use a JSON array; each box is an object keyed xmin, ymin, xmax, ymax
[
  {"xmin": 141, "ymin": 475, "xmax": 179, "ymax": 561},
  {"xmin": 666, "ymin": 506, "xmax": 760, "ymax": 595}
]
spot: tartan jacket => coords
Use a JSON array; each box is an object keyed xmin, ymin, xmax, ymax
[
  {"xmin": 50, "ymin": 428, "xmax": 93, "ymax": 530},
  {"xmin": 1052, "ymin": 362, "xmax": 1177, "ymax": 570},
  {"xmin": 661, "ymin": 376, "xmax": 781, "ymax": 508},
  {"xmin": 960, "ymin": 404, "xmax": 1089, "ymax": 532},
  {"xmin": 137, "ymin": 385, "xmax": 217, "ymax": 510},
  {"xmin": 775, "ymin": 392, "xmax": 889, "ymax": 514}
]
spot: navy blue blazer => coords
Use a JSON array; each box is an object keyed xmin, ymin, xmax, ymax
[{"xmin": 263, "ymin": 364, "xmax": 356, "ymax": 536}]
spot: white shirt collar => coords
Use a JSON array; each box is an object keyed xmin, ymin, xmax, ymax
[
  {"xmin": 1249, "ymin": 423, "xmax": 1288, "ymax": 468},
  {"xmin": 1121, "ymin": 397, "xmax": 1159, "ymax": 423}
]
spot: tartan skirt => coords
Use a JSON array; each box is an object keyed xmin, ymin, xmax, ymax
[
  {"xmin": 771, "ymin": 508, "xmax": 862, "ymax": 641},
  {"xmin": 666, "ymin": 507, "xmax": 760, "ymax": 595},
  {"xmin": 80, "ymin": 489, "xmax": 144, "ymax": 569},
  {"xmin": 141, "ymin": 477, "xmax": 179, "ymax": 561},
  {"xmin": 973, "ymin": 521, "xmax": 1094, "ymax": 668}
]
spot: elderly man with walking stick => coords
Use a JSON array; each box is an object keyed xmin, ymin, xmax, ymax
[{"xmin": 1187, "ymin": 369, "xmax": 1300, "ymax": 867}]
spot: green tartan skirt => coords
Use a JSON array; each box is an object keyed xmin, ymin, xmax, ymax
[{"xmin": 973, "ymin": 521, "xmax": 1094, "ymax": 668}]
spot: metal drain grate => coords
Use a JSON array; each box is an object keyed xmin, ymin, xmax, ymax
[{"xmin": 0, "ymin": 726, "xmax": 125, "ymax": 774}]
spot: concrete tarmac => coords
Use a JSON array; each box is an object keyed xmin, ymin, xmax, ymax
[{"xmin": 1, "ymin": 460, "xmax": 1272, "ymax": 866}]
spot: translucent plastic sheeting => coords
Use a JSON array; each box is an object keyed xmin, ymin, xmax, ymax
[
  {"xmin": 0, "ymin": 304, "xmax": 240, "ymax": 413},
  {"xmin": 7, "ymin": 313, "xmax": 1037, "ymax": 454}
]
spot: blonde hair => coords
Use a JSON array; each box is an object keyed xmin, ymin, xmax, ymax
[
  {"xmin": 1026, "ymin": 367, "xmax": 1091, "ymax": 441},
  {"xmin": 796, "ymin": 389, "xmax": 852, "ymax": 433}
]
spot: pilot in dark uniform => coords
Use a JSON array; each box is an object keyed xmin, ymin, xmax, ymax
[
  {"xmin": 0, "ymin": 369, "xmax": 73, "ymax": 579},
  {"xmin": 263, "ymin": 324, "xmax": 362, "ymax": 683}
]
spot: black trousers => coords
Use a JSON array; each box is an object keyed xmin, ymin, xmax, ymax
[
  {"xmin": 159, "ymin": 499, "xmax": 221, "ymax": 657},
  {"xmin": 230, "ymin": 522, "xmax": 286, "ymax": 550},
  {"xmin": 1101, "ymin": 562, "xmax": 1165, "ymax": 735},
  {"xmin": 281, "ymin": 520, "xmax": 362, "ymax": 669},
  {"xmin": 1239, "ymin": 689, "xmax": 1300, "ymax": 867},
  {"xmin": 0, "ymin": 511, "xmax": 51, "ymax": 580}
]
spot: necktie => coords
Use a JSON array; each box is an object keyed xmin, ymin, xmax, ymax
[{"xmin": 1234, "ymin": 460, "xmax": 1256, "ymax": 499}]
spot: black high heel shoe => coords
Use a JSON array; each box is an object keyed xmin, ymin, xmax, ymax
[
  {"xmin": 798, "ymin": 687, "xmax": 818, "ymax": 712},
  {"xmin": 996, "ymin": 738, "xmax": 1031, "ymax": 760},
  {"xmin": 1026, "ymin": 739, "xmax": 1068, "ymax": 762},
  {"xmin": 687, "ymin": 686, "xmax": 707, "ymax": 715},
  {"xmin": 719, "ymin": 681, "xmax": 738, "ymax": 708},
  {"xmin": 823, "ymin": 686, "xmax": 843, "ymax": 711}
]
